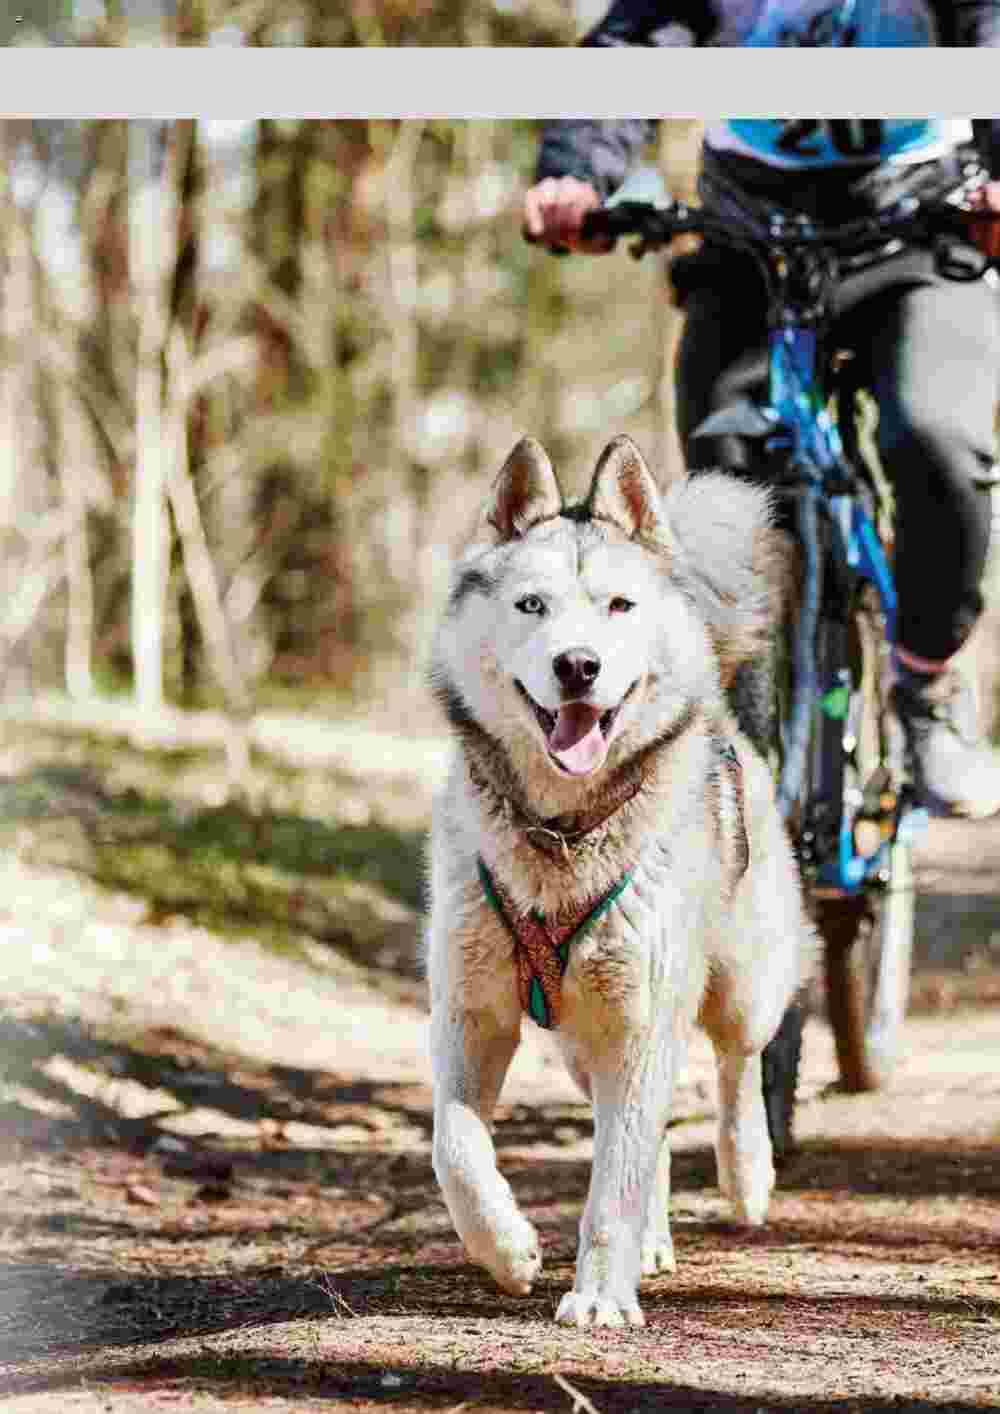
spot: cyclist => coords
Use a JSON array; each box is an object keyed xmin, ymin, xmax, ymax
[{"xmin": 524, "ymin": 111, "xmax": 1000, "ymax": 820}]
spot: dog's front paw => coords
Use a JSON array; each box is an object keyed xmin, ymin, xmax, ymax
[
  {"xmin": 468, "ymin": 1214, "xmax": 542, "ymax": 1296},
  {"xmin": 555, "ymin": 1287, "xmax": 645, "ymax": 1329},
  {"xmin": 640, "ymin": 1231, "xmax": 676, "ymax": 1277}
]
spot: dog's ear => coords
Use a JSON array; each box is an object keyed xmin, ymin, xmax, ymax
[
  {"xmin": 664, "ymin": 472, "xmax": 785, "ymax": 685},
  {"xmin": 482, "ymin": 437, "xmax": 562, "ymax": 542},
  {"xmin": 588, "ymin": 436, "xmax": 672, "ymax": 546}
]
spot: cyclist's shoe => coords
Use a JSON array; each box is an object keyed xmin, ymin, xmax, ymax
[{"xmin": 892, "ymin": 663, "xmax": 1000, "ymax": 819}]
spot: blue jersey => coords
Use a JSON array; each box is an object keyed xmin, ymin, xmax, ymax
[
  {"xmin": 717, "ymin": 0, "xmax": 939, "ymax": 44},
  {"xmin": 535, "ymin": 4, "xmax": 1000, "ymax": 192},
  {"xmin": 574, "ymin": 0, "xmax": 1000, "ymax": 48},
  {"xmin": 706, "ymin": 119, "xmax": 974, "ymax": 169}
]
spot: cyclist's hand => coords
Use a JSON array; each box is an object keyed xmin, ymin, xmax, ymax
[
  {"xmin": 522, "ymin": 177, "xmax": 613, "ymax": 254},
  {"xmin": 966, "ymin": 180, "xmax": 1000, "ymax": 262}
]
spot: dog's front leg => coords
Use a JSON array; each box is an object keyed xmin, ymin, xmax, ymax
[
  {"xmin": 556, "ymin": 1025, "xmax": 671, "ymax": 1328},
  {"xmin": 431, "ymin": 1002, "xmax": 541, "ymax": 1296}
]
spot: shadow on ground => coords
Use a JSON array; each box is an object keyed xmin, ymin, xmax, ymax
[
  {"xmin": 2, "ymin": 1013, "xmax": 999, "ymax": 1374},
  {"xmin": 3, "ymin": 1285, "xmax": 999, "ymax": 1413}
]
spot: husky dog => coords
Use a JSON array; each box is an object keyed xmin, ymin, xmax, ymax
[{"xmin": 427, "ymin": 434, "xmax": 813, "ymax": 1328}]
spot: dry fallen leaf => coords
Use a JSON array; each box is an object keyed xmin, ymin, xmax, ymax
[{"xmin": 126, "ymin": 1182, "xmax": 160, "ymax": 1206}]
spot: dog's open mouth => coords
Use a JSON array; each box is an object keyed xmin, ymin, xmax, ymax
[{"xmin": 515, "ymin": 680, "xmax": 638, "ymax": 776}]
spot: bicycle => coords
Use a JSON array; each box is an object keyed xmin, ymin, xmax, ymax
[{"xmin": 579, "ymin": 160, "xmax": 1000, "ymax": 1156}]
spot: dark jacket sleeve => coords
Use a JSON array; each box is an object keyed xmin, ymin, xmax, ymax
[
  {"xmin": 947, "ymin": 0, "xmax": 1000, "ymax": 43},
  {"xmin": 534, "ymin": 120, "xmax": 660, "ymax": 198},
  {"xmin": 579, "ymin": 0, "xmax": 716, "ymax": 46},
  {"xmin": 533, "ymin": 0, "xmax": 712, "ymax": 193},
  {"xmin": 972, "ymin": 121, "xmax": 1000, "ymax": 177}
]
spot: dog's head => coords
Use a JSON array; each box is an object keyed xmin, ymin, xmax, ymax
[{"xmin": 432, "ymin": 435, "xmax": 779, "ymax": 783}]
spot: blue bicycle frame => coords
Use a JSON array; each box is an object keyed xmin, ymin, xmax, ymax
[{"xmin": 764, "ymin": 323, "xmax": 904, "ymax": 893}]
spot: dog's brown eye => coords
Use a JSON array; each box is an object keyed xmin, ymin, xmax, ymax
[
  {"xmin": 610, "ymin": 597, "xmax": 635, "ymax": 614},
  {"xmin": 516, "ymin": 594, "xmax": 545, "ymax": 615}
]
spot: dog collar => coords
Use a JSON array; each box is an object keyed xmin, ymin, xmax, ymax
[
  {"xmin": 466, "ymin": 756, "xmax": 648, "ymax": 864},
  {"xmin": 477, "ymin": 856, "xmax": 634, "ymax": 1029}
]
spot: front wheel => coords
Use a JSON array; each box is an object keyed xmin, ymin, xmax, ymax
[
  {"xmin": 820, "ymin": 840, "xmax": 915, "ymax": 1093},
  {"xmin": 761, "ymin": 999, "xmax": 803, "ymax": 1164}
]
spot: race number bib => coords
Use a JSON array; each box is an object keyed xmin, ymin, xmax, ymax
[
  {"xmin": 725, "ymin": 0, "xmax": 938, "ymax": 46},
  {"xmin": 706, "ymin": 120, "xmax": 973, "ymax": 170}
]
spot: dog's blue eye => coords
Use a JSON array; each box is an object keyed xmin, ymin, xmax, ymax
[
  {"xmin": 610, "ymin": 597, "xmax": 635, "ymax": 614},
  {"xmin": 516, "ymin": 595, "xmax": 545, "ymax": 615}
]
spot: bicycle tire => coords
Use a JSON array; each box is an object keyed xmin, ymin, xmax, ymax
[
  {"xmin": 821, "ymin": 842, "xmax": 914, "ymax": 1092},
  {"xmin": 727, "ymin": 648, "xmax": 804, "ymax": 1163},
  {"xmin": 761, "ymin": 998, "xmax": 803, "ymax": 1165},
  {"xmin": 728, "ymin": 641, "xmax": 810, "ymax": 1164},
  {"xmin": 814, "ymin": 586, "xmax": 915, "ymax": 1093}
]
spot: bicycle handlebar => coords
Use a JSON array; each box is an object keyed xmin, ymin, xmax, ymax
[{"xmin": 580, "ymin": 191, "xmax": 998, "ymax": 277}]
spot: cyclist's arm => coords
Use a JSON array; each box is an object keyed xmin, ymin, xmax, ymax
[
  {"xmin": 534, "ymin": 120, "xmax": 660, "ymax": 202},
  {"xmin": 527, "ymin": 1, "xmax": 713, "ymax": 231},
  {"xmin": 967, "ymin": 119, "xmax": 1000, "ymax": 259},
  {"xmin": 526, "ymin": 120, "xmax": 660, "ymax": 250},
  {"xmin": 948, "ymin": 0, "xmax": 1000, "ymax": 44},
  {"xmin": 972, "ymin": 119, "xmax": 1000, "ymax": 176},
  {"xmin": 580, "ymin": 0, "xmax": 716, "ymax": 46}
]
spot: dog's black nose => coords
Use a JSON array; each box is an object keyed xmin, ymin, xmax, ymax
[{"xmin": 552, "ymin": 647, "xmax": 601, "ymax": 696}]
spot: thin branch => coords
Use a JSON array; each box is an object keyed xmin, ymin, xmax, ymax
[{"xmin": 164, "ymin": 326, "xmax": 251, "ymax": 716}]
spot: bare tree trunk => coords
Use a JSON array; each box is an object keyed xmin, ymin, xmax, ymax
[
  {"xmin": 56, "ymin": 373, "xmax": 95, "ymax": 699},
  {"xmin": 73, "ymin": 121, "xmax": 132, "ymax": 691},
  {"xmin": 371, "ymin": 119, "xmax": 424, "ymax": 688},
  {"xmin": 0, "ymin": 125, "xmax": 61, "ymax": 695},
  {"xmin": 164, "ymin": 327, "xmax": 250, "ymax": 714},
  {"xmin": 129, "ymin": 120, "xmax": 173, "ymax": 710},
  {"xmin": 657, "ymin": 121, "xmax": 704, "ymax": 486},
  {"xmin": 165, "ymin": 119, "xmax": 204, "ymax": 705}
]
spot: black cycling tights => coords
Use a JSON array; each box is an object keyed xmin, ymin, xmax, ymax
[{"xmin": 677, "ymin": 256, "xmax": 1000, "ymax": 664}]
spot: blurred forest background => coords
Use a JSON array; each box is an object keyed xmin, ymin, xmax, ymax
[
  {"xmin": 2, "ymin": 0, "xmax": 598, "ymax": 49},
  {"xmin": 0, "ymin": 112, "xmax": 704, "ymax": 729}
]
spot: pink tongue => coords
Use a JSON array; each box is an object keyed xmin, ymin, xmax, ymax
[{"xmin": 548, "ymin": 703, "xmax": 608, "ymax": 776}]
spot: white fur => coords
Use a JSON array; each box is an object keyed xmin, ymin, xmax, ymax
[{"xmin": 427, "ymin": 439, "xmax": 813, "ymax": 1328}]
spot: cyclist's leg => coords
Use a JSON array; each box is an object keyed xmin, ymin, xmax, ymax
[
  {"xmin": 864, "ymin": 277, "xmax": 999, "ymax": 663},
  {"xmin": 859, "ymin": 277, "xmax": 1000, "ymax": 815},
  {"xmin": 675, "ymin": 267, "xmax": 769, "ymax": 477},
  {"xmin": 677, "ymin": 271, "xmax": 791, "ymax": 756}
]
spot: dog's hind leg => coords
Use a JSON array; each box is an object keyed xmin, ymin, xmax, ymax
[
  {"xmin": 712, "ymin": 1046, "xmax": 774, "ymax": 1226},
  {"xmin": 701, "ymin": 964, "xmax": 779, "ymax": 1226},
  {"xmin": 641, "ymin": 1133, "xmax": 676, "ymax": 1276},
  {"xmin": 431, "ymin": 1003, "xmax": 542, "ymax": 1296}
]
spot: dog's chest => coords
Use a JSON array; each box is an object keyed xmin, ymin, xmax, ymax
[
  {"xmin": 478, "ymin": 856, "xmax": 636, "ymax": 1028},
  {"xmin": 476, "ymin": 843, "xmax": 710, "ymax": 1032}
]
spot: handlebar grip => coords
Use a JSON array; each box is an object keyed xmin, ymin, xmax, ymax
[
  {"xmin": 580, "ymin": 204, "xmax": 646, "ymax": 245},
  {"xmin": 522, "ymin": 226, "xmax": 571, "ymax": 256}
]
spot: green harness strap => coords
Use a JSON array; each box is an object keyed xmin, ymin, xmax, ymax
[{"xmin": 477, "ymin": 856, "xmax": 635, "ymax": 1029}]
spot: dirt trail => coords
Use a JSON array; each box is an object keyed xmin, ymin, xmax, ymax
[{"xmin": 0, "ymin": 769, "xmax": 999, "ymax": 1411}]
